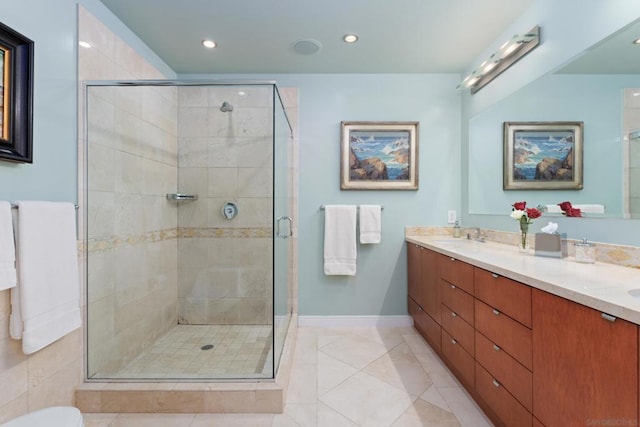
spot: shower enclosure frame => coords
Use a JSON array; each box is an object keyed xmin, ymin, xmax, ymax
[{"xmin": 82, "ymin": 79, "xmax": 294, "ymax": 382}]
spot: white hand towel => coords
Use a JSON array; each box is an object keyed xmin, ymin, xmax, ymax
[
  {"xmin": 10, "ymin": 201, "xmax": 81, "ymax": 354},
  {"xmin": 0, "ymin": 201, "xmax": 16, "ymax": 291},
  {"xmin": 324, "ymin": 205, "xmax": 357, "ymax": 276},
  {"xmin": 359, "ymin": 204, "xmax": 382, "ymax": 244}
]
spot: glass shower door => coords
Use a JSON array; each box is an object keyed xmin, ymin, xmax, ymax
[{"xmin": 273, "ymin": 87, "xmax": 292, "ymax": 373}]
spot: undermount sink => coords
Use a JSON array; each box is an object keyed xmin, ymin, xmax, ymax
[{"xmin": 628, "ymin": 289, "xmax": 640, "ymax": 298}]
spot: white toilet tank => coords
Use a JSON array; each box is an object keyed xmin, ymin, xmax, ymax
[{"xmin": 0, "ymin": 407, "xmax": 83, "ymax": 427}]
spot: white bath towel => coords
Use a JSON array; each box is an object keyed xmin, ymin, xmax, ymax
[
  {"xmin": 10, "ymin": 201, "xmax": 81, "ymax": 354},
  {"xmin": 0, "ymin": 202, "xmax": 16, "ymax": 291},
  {"xmin": 359, "ymin": 205, "xmax": 382, "ymax": 244},
  {"xmin": 324, "ymin": 205, "xmax": 357, "ymax": 276}
]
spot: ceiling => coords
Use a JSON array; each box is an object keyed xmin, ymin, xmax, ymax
[
  {"xmin": 556, "ymin": 18, "xmax": 640, "ymax": 74},
  {"xmin": 97, "ymin": 0, "xmax": 533, "ymax": 75}
]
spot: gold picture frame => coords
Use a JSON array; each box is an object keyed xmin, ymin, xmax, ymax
[
  {"xmin": 340, "ymin": 121, "xmax": 419, "ymax": 190},
  {"xmin": 503, "ymin": 121, "xmax": 583, "ymax": 190}
]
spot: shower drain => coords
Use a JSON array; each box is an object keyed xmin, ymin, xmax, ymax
[{"xmin": 200, "ymin": 344, "xmax": 214, "ymax": 351}]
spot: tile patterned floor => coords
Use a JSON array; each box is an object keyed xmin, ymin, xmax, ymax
[
  {"xmin": 106, "ymin": 324, "xmax": 273, "ymax": 379},
  {"xmin": 83, "ymin": 326, "xmax": 493, "ymax": 426}
]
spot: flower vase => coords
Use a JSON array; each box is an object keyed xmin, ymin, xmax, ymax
[
  {"xmin": 519, "ymin": 231, "xmax": 529, "ymax": 253},
  {"xmin": 519, "ymin": 221, "xmax": 530, "ymax": 253}
]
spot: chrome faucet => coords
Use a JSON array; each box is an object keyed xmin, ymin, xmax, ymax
[{"xmin": 467, "ymin": 227, "xmax": 485, "ymax": 242}]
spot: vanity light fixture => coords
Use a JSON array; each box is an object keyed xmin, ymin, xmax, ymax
[
  {"xmin": 343, "ymin": 34, "xmax": 359, "ymax": 43},
  {"xmin": 202, "ymin": 39, "xmax": 217, "ymax": 49},
  {"xmin": 457, "ymin": 26, "xmax": 541, "ymax": 94}
]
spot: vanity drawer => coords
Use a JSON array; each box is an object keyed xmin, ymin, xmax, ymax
[
  {"xmin": 439, "ymin": 255, "xmax": 474, "ymax": 294},
  {"xmin": 410, "ymin": 298, "xmax": 441, "ymax": 352},
  {"xmin": 440, "ymin": 280, "xmax": 474, "ymax": 325},
  {"xmin": 441, "ymin": 303, "xmax": 474, "ymax": 355},
  {"xmin": 475, "ymin": 299, "xmax": 532, "ymax": 370},
  {"xmin": 476, "ymin": 362, "xmax": 532, "ymax": 427},
  {"xmin": 474, "ymin": 267, "xmax": 532, "ymax": 328},
  {"xmin": 442, "ymin": 329, "xmax": 474, "ymax": 390},
  {"xmin": 475, "ymin": 330, "xmax": 532, "ymax": 411}
]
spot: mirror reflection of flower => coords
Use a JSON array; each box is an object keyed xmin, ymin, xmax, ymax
[
  {"xmin": 510, "ymin": 201, "xmax": 543, "ymax": 249},
  {"xmin": 558, "ymin": 201, "xmax": 582, "ymax": 217}
]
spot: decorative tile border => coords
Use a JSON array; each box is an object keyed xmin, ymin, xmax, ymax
[
  {"xmin": 85, "ymin": 227, "xmax": 272, "ymax": 254},
  {"xmin": 406, "ymin": 226, "xmax": 640, "ymax": 269}
]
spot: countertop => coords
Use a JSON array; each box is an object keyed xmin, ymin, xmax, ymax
[{"xmin": 406, "ymin": 235, "xmax": 640, "ymax": 325}]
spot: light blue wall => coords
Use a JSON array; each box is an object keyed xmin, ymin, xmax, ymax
[
  {"xmin": 274, "ymin": 74, "xmax": 461, "ymax": 316},
  {"xmin": 0, "ymin": 0, "xmax": 173, "ymax": 203},
  {"xmin": 469, "ymin": 73, "xmax": 640, "ymax": 218},
  {"xmin": 461, "ymin": 0, "xmax": 640, "ymax": 246}
]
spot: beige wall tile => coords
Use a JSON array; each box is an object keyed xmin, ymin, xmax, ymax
[
  {"xmin": 0, "ymin": 393, "xmax": 27, "ymax": 425},
  {"xmin": 28, "ymin": 356, "xmax": 83, "ymax": 412},
  {"xmin": 0, "ymin": 361, "xmax": 28, "ymax": 407}
]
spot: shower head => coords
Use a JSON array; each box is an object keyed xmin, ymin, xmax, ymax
[{"xmin": 220, "ymin": 101, "xmax": 234, "ymax": 112}]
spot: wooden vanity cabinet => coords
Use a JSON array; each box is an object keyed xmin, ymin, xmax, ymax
[
  {"xmin": 407, "ymin": 243, "xmax": 441, "ymax": 351},
  {"xmin": 533, "ymin": 289, "xmax": 639, "ymax": 427},
  {"xmin": 407, "ymin": 243, "xmax": 640, "ymax": 427},
  {"xmin": 407, "ymin": 243, "xmax": 421, "ymax": 305}
]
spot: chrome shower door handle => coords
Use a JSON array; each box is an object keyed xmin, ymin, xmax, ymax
[{"xmin": 276, "ymin": 216, "xmax": 293, "ymax": 239}]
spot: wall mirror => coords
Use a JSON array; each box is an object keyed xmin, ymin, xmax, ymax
[{"xmin": 468, "ymin": 18, "xmax": 640, "ymax": 219}]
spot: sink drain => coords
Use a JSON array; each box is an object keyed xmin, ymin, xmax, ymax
[{"xmin": 200, "ymin": 344, "xmax": 214, "ymax": 351}]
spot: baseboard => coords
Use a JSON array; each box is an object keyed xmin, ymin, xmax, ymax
[{"xmin": 297, "ymin": 315, "xmax": 413, "ymax": 328}]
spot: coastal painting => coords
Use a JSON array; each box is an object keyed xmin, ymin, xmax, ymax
[
  {"xmin": 503, "ymin": 121, "xmax": 583, "ymax": 190},
  {"xmin": 340, "ymin": 121, "xmax": 418, "ymax": 190}
]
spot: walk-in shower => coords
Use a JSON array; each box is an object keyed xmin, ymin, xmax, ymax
[{"xmin": 84, "ymin": 81, "xmax": 293, "ymax": 380}]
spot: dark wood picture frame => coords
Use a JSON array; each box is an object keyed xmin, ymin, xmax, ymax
[{"xmin": 0, "ymin": 21, "xmax": 33, "ymax": 163}]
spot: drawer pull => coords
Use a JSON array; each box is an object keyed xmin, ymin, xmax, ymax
[
  {"xmin": 451, "ymin": 339, "xmax": 457, "ymax": 345},
  {"xmin": 451, "ymin": 312, "xmax": 457, "ymax": 317},
  {"xmin": 492, "ymin": 309, "xmax": 500, "ymax": 316},
  {"xmin": 492, "ymin": 379, "xmax": 501, "ymax": 388},
  {"xmin": 601, "ymin": 313, "xmax": 617, "ymax": 322},
  {"xmin": 451, "ymin": 285, "xmax": 456, "ymax": 289},
  {"xmin": 493, "ymin": 344, "xmax": 500, "ymax": 352},
  {"xmin": 491, "ymin": 273, "xmax": 499, "ymax": 278},
  {"xmin": 450, "ymin": 257, "xmax": 455, "ymax": 261}
]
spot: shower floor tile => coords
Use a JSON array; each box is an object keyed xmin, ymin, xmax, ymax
[{"xmin": 110, "ymin": 324, "xmax": 273, "ymax": 379}]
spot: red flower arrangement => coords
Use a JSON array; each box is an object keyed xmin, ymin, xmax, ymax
[
  {"xmin": 558, "ymin": 201, "xmax": 582, "ymax": 217},
  {"xmin": 510, "ymin": 201, "xmax": 543, "ymax": 250}
]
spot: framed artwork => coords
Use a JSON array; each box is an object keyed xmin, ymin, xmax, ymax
[
  {"xmin": 340, "ymin": 121, "xmax": 418, "ymax": 190},
  {"xmin": 503, "ymin": 121, "xmax": 583, "ymax": 190},
  {"xmin": 0, "ymin": 21, "xmax": 33, "ymax": 163}
]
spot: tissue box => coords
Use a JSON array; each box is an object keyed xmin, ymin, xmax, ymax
[{"xmin": 535, "ymin": 233, "xmax": 567, "ymax": 258}]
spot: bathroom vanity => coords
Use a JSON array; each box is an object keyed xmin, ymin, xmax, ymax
[{"xmin": 406, "ymin": 235, "xmax": 640, "ymax": 427}]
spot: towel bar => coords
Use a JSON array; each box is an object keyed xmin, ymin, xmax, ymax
[
  {"xmin": 11, "ymin": 203, "xmax": 79, "ymax": 209},
  {"xmin": 319, "ymin": 205, "xmax": 384, "ymax": 211}
]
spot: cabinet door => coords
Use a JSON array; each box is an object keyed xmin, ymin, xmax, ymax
[
  {"xmin": 407, "ymin": 243, "xmax": 421, "ymax": 303},
  {"xmin": 533, "ymin": 289, "xmax": 639, "ymax": 426},
  {"xmin": 421, "ymin": 248, "xmax": 441, "ymax": 324}
]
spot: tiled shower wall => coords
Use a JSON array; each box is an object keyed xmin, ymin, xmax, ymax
[
  {"xmin": 176, "ymin": 87, "xmax": 275, "ymax": 326},
  {"xmin": 624, "ymin": 88, "xmax": 640, "ymax": 218},
  {"xmin": 85, "ymin": 84, "xmax": 179, "ymax": 376}
]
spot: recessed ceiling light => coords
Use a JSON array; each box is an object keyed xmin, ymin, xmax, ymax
[
  {"xmin": 343, "ymin": 34, "xmax": 359, "ymax": 43},
  {"xmin": 78, "ymin": 41, "xmax": 92, "ymax": 48},
  {"xmin": 202, "ymin": 39, "xmax": 217, "ymax": 49}
]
